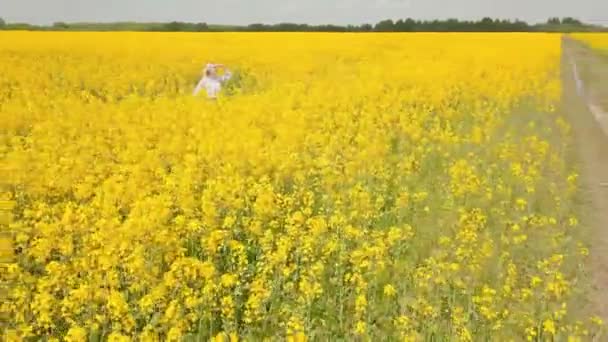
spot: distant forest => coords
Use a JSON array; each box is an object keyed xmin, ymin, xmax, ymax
[{"xmin": 0, "ymin": 17, "xmax": 606, "ymax": 33}]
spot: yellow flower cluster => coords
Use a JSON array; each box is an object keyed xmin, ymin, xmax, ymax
[
  {"xmin": 571, "ymin": 33, "xmax": 608, "ymax": 53},
  {"xmin": 0, "ymin": 32, "xmax": 601, "ymax": 340}
]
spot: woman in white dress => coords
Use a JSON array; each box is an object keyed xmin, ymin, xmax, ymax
[{"xmin": 193, "ymin": 63, "xmax": 233, "ymax": 99}]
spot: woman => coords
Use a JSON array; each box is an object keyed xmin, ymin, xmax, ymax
[{"xmin": 193, "ymin": 63, "xmax": 233, "ymax": 99}]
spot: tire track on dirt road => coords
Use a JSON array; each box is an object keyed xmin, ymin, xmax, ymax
[{"xmin": 562, "ymin": 37, "xmax": 608, "ymax": 321}]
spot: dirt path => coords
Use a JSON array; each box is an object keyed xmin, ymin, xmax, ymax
[{"xmin": 562, "ymin": 37, "xmax": 608, "ymax": 320}]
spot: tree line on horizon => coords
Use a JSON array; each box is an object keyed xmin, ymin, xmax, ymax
[{"xmin": 0, "ymin": 17, "xmax": 605, "ymax": 33}]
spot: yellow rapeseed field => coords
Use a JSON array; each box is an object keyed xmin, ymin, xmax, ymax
[
  {"xmin": 0, "ymin": 32, "xmax": 602, "ymax": 341},
  {"xmin": 571, "ymin": 33, "xmax": 608, "ymax": 54}
]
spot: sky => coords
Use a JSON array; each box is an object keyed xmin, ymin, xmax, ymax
[{"xmin": 1, "ymin": 0, "xmax": 607, "ymax": 26}]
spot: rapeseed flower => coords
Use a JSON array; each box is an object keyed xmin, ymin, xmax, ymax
[{"xmin": 0, "ymin": 31, "xmax": 599, "ymax": 340}]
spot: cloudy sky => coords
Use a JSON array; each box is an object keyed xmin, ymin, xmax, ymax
[{"xmin": 1, "ymin": 0, "xmax": 606, "ymax": 26}]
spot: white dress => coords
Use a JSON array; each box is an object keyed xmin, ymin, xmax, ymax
[{"xmin": 193, "ymin": 71, "xmax": 232, "ymax": 99}]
